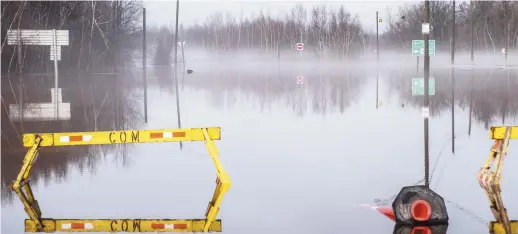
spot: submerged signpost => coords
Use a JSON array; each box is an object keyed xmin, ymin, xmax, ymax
[{"xmin": 7, "ymin": 29, "xmax": 70, "ymax": 121}]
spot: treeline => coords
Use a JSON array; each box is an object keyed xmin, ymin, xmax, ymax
[
  {"xmin": 150, "ymin": 4, "xmax": 367, "ymax": 60},
  {"xmin": 0, "ymin": 1, "xmax": 143, "ymax": 74},
  {"xmin": 383, "ymin": 1, "xmax": 518, "ymax": 52},
  {"xmin": 149, "ymin": 1, "xmax": 518, "ymax": 58}
]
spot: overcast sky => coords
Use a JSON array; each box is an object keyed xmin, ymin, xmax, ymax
[{"xmin": 144, "ymin": 1, "xmax": 422, "ymax": 33}]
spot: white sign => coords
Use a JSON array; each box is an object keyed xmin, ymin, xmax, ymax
[
  {"xmin": 7, "ymin": 30, "xmax": 69, "ymax": 46},
  {"xmin": 50, "ymin": 45, "xmax": 61, "ymax": 61},
  {"xmin": 501, "ymin": 48, "xmax": 506, "ymax": 54},
  {"xmin": 296, "ymin": 43, "xmax": 304, "ymax": 51},
  {"xmin": 422, "ymin": 107, "xmax": 430, "ymax": 118},
  {"xmin": 422, "ymin": 23, "xmax": 430, "ymax": 35},
  {"xmin": 296, "ymin": 76, "xmax": 304, "ymax": 84}
]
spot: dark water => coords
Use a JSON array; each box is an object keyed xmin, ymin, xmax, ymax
[{"xmin": 2, "ymin": 65, "xmax": 518, "ymax": 234}]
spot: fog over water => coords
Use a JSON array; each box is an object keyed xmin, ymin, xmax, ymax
[{"xmin": 2, "ymin": 48, "xmax": 518, "ymax": 233}]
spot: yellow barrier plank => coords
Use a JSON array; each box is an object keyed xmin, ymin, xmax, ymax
[
  {"xmin": 490, "ymin": 126, "xmax": 518, "ymax": 140},
  {"xmin": 489, "ymin": 221, "xmax": 518, "ymax": 234},
  {"xmin": 23, "ymin": 127, "xmax": 221, "ymax": 147},
  {"xmin": 25, "ymin": 219, "xmax": 222, "ymax": 232}
]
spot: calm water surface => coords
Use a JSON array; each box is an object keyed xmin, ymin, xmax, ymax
[{"xmin": 2, "ymin": 66, "xmax": 518, "ymax": 234}]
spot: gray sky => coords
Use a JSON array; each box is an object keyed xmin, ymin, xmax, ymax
[{"xmin": 144, "ymin": 1, "xmax": 419, "ymax": 33}]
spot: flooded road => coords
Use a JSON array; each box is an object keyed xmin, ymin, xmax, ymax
[{"xmin": 2, "ymin": 65, "xmax": 518, "ymax": 234}]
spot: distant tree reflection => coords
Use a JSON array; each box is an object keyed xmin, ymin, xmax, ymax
[
  {"xmin": 386, "ymin": 68, "xmax": 518, "ymax": 129},
  {"xmin": 179, "ymin": 69, "xmax": 365, "ymax": 117}
]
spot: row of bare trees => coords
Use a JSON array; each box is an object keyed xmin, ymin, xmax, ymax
[
  {"xmin": 0, "ymin": 1, "xmax": 143, "ymax": 74},
  {"xmin": 383, "ymin": 1, "xmax": 518, "ymax": 53},
  {"xmin": 148, "ymin": 4, "xmax": 367, "ymax": 59}
]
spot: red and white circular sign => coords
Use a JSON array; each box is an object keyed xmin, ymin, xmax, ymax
[
  {"xmin": 296, "ymin": 76, "xmax": 304, "ymax": 84},
  {"xmin": 296, "ymin": 43, "xmax": 304, "ymax": 51}
]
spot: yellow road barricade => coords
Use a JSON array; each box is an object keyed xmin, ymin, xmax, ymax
[{"xmin": 11, "ymin": 127, "xmax": 230, "ymax": 233}]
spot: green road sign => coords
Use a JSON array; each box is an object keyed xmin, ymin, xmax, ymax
[
  {"xmin": 412, "ymin": 40, "xmax": 435, "ymax": 56},
  {"xmin": 412, "ymin": 78, "xmax": 435, "ymax": 96}
]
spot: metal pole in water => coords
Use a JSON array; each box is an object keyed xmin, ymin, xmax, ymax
[
  {"xmin": 424, "ymin": 0, "xmax": 430, "ymax": 188},
  {"xmin": 451, "ymin": 68, "xmax": 455, "ymax": 154},
  {"xmin": 143, "ymin": 8, "xmax": 148, "ymax": 123},
  {"xmin": 504, "ymin": 1, "xmax": 508, "ymax": 66},
  {"xmin": 451, "ymin": 1, "xmax": 457, "ymax": 61},
  {"xmin": 376, "ymin": 70, "xmax": 379, "ymax": 109},
  {"xmin": 376, "ymin": 11, "xmax": 379, "ymax": 62},
  {"xmin": 470, "ymin": 0, "xmax": 474, "ymax": 64},
  {"xmin": 468, "ymin": 68, "xmax": 473, "ymax": 136},
  {"xmin": 173, "ymin": 0, "xmax": 183, "ymax": 149},
  {"xmin": 376, "ymin": 11, "xmax": 379, "ymax": 109},
  {"xmin": 451, "ymin": 0, "xmax": 455, "ymax": 154},
  {"xmin": 53, "ymin": 29, "xmax": 59, "ymax": 120}
]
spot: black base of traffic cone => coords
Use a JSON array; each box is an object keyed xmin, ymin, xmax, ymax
[{"xmin": 392, "ymin": 185, "xmax": 448, "ymax": 226}]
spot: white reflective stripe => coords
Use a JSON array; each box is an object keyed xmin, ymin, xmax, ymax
[
  {"xmin": 480, "ymin": 174, "xmax": 489, "ymax": 187},
  {"xmin": 83, "ymin": 135, "xmax": 93, "ymax": 142},
  {"xmin": 62, "ymin": 223, "xmax": 72, "ymax": 229},
  {"xmin": 163, "ymin": 132, "xmax": 173, "ymax": 138},
  {"xmin": 84, "ymin": 223, "xmax": 94, "ymax": 229},
  {"xmin": 60, "ymin": 136, "xmax": 70, "ymax": 142},
  {"xmin": 165, "ymin": 224, "xmax": 174, "ymax": 229}
]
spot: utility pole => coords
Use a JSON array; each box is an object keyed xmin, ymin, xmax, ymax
[
  {"xmin": 451, "ymin": 0, "xmax": 455, "ymax": 154},
  {"xmin": 470, "ymin": 0, "xmax": 474, "ymax": 64},
  {"xmin": 424, "ymin": 0, "xmax": 430, "ymax": 188},
  {"xmin": 376, "ymin": 11, "xmax": 379, "ymax": 62},
  {"xmin": 173, "ymin": 0, "xmax": 183, "ymax": 150},
  {"xmin": 376, "ymin": 11, "xmax": 380, "ymax": 109},
  {"xmin": 451, "ymin": 0, "xmax": 455, "ymax": 65},
  {"xmin": 504, "ymin": 1, "xmax": 508, "ymax": 66},
  {"xmin": 143, "ymin": 8, "xmax": 148, "ymax": 123}
]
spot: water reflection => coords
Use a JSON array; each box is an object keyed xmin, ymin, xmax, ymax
[
  {"xmin": 166, "ymin": 69, "xmax": 367, "ymax": 117},
  {"xmin": 393, "ymin": 224, "xmax": 448, "ymax": 234},
  {"xmin": 1, "ymin": 71, "xmax": 143, "ymax": 204},
  {"xmin": 386, "ymin": 68, "xmax": 518, "ymax": 128}
]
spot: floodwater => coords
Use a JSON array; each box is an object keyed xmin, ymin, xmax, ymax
[{"xmin": 2, "ymin": 64, "xmax": 518, "ymax": 234}]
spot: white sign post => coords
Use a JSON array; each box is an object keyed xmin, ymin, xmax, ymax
[{"xmin": 7, "ymin": 29, "xmax": 70, "ymax": 120}]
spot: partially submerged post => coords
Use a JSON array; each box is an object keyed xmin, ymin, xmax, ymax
[
  {"xmin": 143, "ymin": 8, "xmax": 148, "ymax": 123},
  {"xmin": 451, "ymin": 0, "xmax": 456, "ymax": 154},
  {"xmin": 173, "ymin": 0, "xmax": 183, "ymax": 149},
  {"xmin": 423, "ymin": 0, "xmax": 430, "ymax": 188}
]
